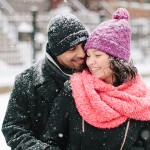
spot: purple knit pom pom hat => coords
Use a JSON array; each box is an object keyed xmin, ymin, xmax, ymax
[{"xmin": 85, "ymin": 8, "xmax": 131, "ymax": 62}]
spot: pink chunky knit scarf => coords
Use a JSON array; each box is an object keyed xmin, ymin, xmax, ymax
[{"xmin": 70, "ymin": 70, "xmax": 150, "ymax": 129}]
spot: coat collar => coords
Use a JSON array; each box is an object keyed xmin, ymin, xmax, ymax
[
  {"xmin": 46, "ymin": 52, "xmax": 72, "ymax": 77},
  {"xmin": 33, "ymin": 56, "xmax": 70, "ymax": 87}
]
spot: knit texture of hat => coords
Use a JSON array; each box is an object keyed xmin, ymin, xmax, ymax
[
  {"xmin": 47, "ymin": 14, "xmax": 88, "ymax": 56},
  {"xmin": 85, "ymin": 8, "xmax": 131, "ymax": 62}
]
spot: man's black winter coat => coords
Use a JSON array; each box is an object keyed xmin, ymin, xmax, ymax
[{"xmin": 2, "ymin": 58, "xmax": 70, "ymax": 150}]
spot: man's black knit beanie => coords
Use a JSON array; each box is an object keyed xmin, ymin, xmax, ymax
[{"xmin": 46, "ymin": 14, "xmax": 89, "ymax": 56}]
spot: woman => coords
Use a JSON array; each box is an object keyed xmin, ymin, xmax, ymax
[{"xmin": 42, "ymin": 8, "xmax": 150, "ymax": 150}]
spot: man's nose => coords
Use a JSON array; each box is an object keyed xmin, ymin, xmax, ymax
[{"xmin": 77, "ymin": 45, "xmax": 85, "ymax": 58}]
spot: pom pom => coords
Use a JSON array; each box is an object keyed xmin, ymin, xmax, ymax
[{"xmin": 112, "ymin": 8, "xmax": 130, "ymax": 21}]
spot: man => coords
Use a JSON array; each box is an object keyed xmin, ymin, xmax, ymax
[{"xmin": 2, "ymin": 14, "xmax": 88, "ymax": 150}]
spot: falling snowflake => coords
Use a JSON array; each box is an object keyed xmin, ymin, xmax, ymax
[{"xmin": 58, "ymin": 133, "xmax": 63, "ymax": 138}]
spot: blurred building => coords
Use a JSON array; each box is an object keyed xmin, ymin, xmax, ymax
[{"xmin": 48, "ymin": 0, "xmax": 150, "ymax": 19}]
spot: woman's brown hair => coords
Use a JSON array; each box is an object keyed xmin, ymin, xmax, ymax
[{"xmin": 109, "ymin": 56, "xmax": 138, "ymax": 86}]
